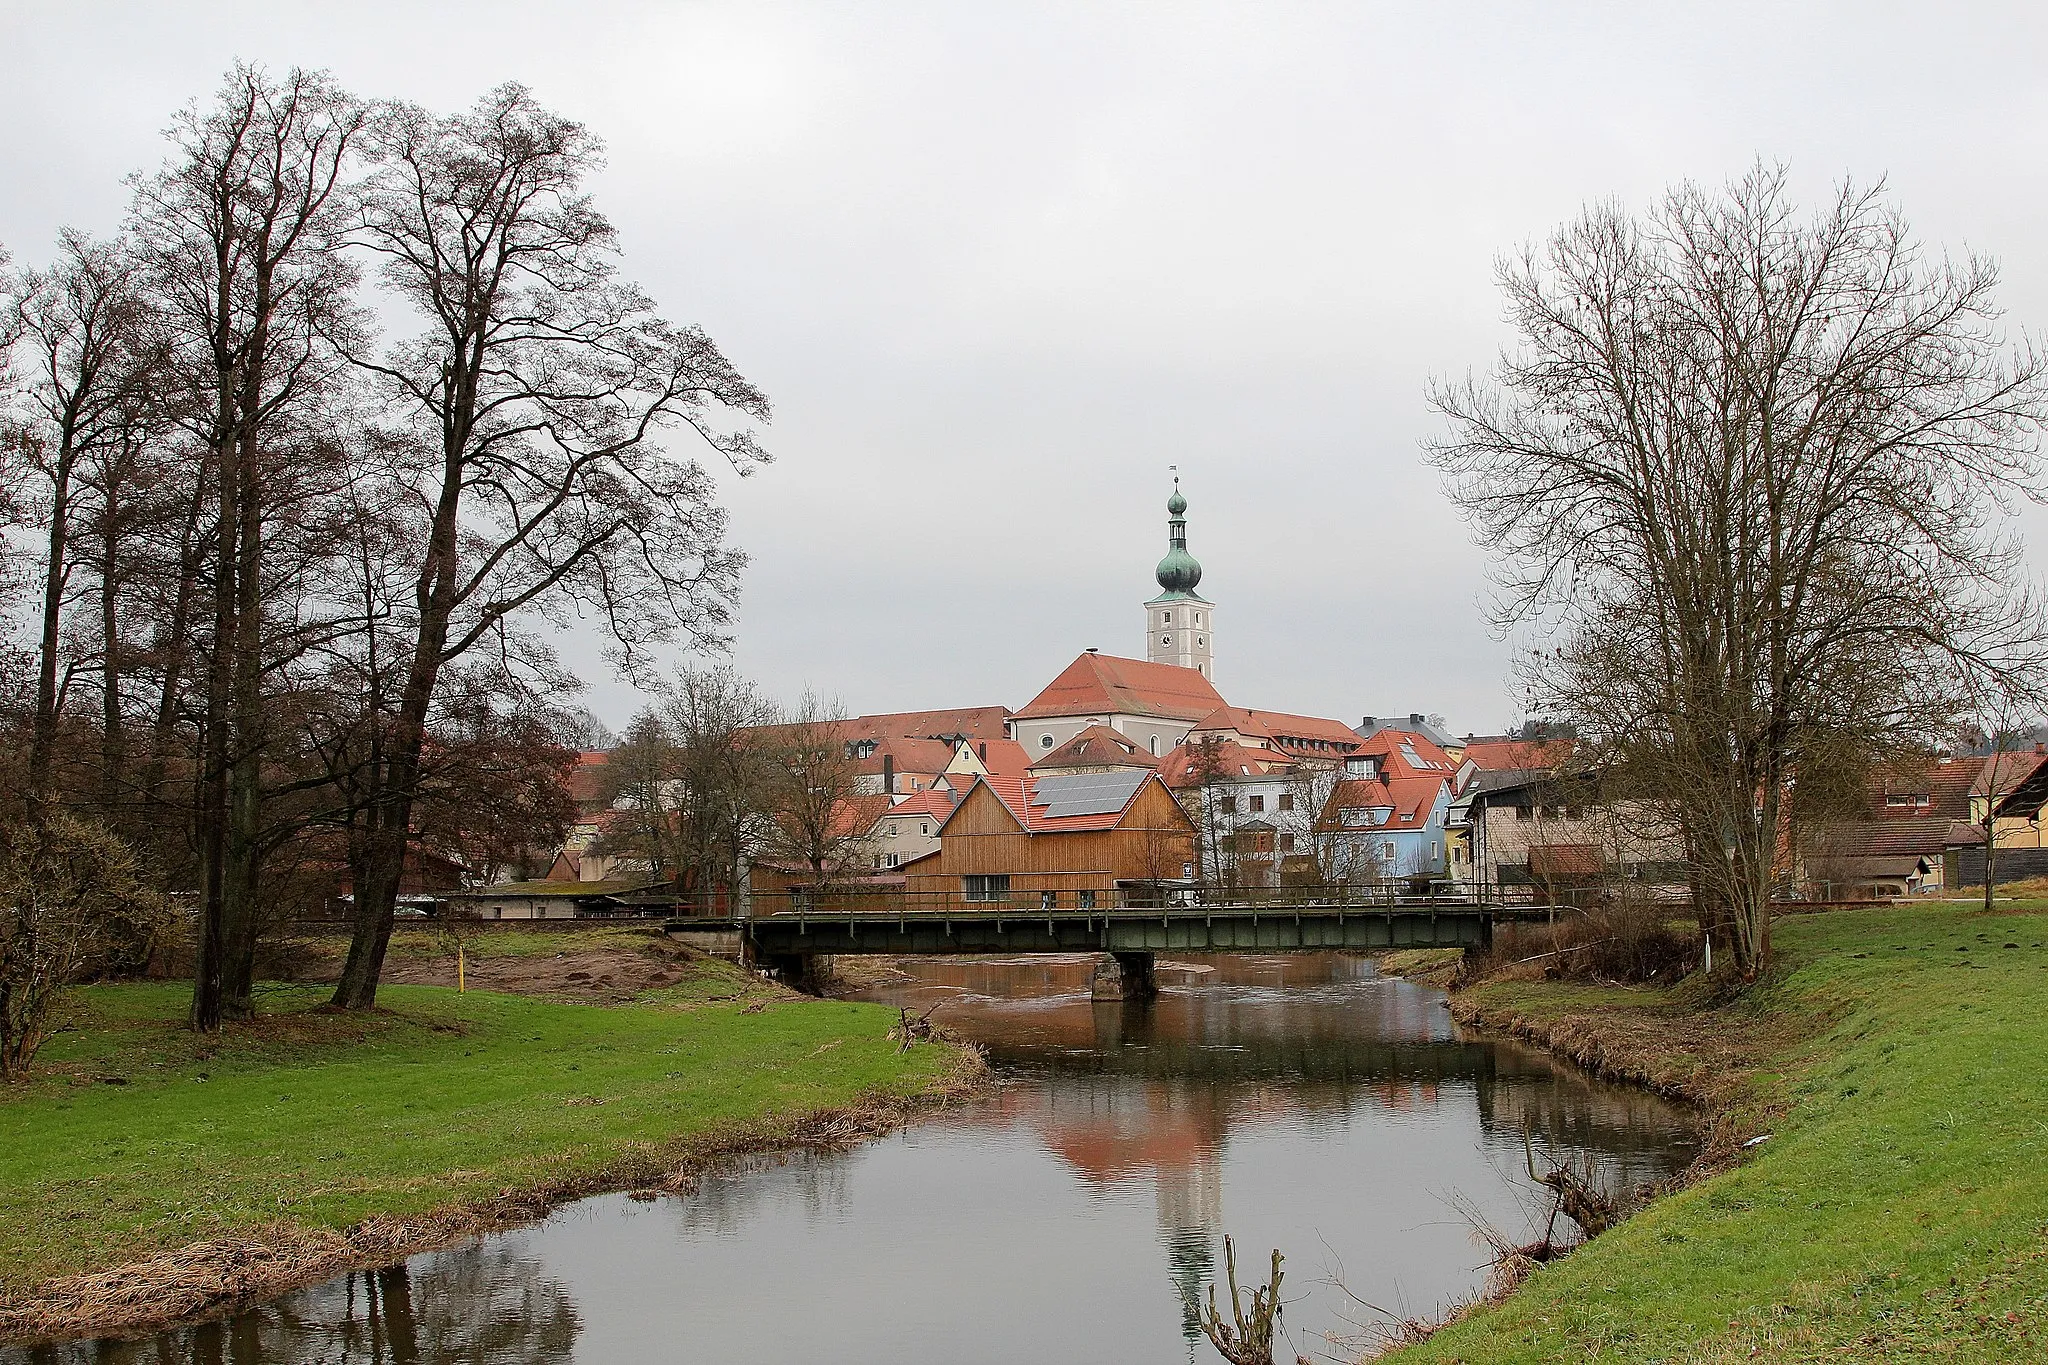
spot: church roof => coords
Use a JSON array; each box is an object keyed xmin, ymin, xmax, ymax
[{"xmin": 1014, "ymin": 651, "xmax": 1227, "ymax": 723}]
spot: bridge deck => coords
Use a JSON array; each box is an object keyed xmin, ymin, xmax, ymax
[{"xmin": 673, "ymin": 903, "xmax": 1495, "ymax": 956}]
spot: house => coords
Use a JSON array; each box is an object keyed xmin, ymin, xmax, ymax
[
  {"xmin": 1357, "ymin": 713, "xmax": 1464, "ymax": 761},
  {"xmin": 1808, "ymin": 751, "xmax": 2048, "ymax": 896},
  {"xmin": 1322, "ymin": 770, "xmax": 1454, "ymax": 881},
  {"xmin": 1031, "ymin": 724, "xmax": 1162, "ymax": 776},
  {"xmin": 902, "ymin": 770, "xmax": 1198, "ymax": 909},
  {"xmin": 1186, "ymin": 706, "xmax": 1362, "ymax": 764},
  {"xmin": 867, "ymin": 784, "xmax": 963, "ymax": 869},
  {"xmin": 1157, "ymin": 738, "xmax": 1302, "ymax": 885},
  {"xmin": 1009, "ymin": 650, "xmax": 1228, "ymax": 760},
  {"xmin": 443, "ymin": 877, "xmax": 662, "ymax": 920},
  {"xmin": 1455, "ymin": 767, "xmax": 1686, "ymax": 901}
]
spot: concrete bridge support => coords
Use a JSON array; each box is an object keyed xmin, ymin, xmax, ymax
[
  {"xmin": 1090, "ymin": 951, "xmax": 1158, "ymax": 1001},
  {"xmin": 764, "ymin": 952, "xmax": 828, "ymax": 995}
]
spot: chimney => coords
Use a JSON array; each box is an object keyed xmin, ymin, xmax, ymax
[
  {"xmin": 1361, "ymin": 716, "xmax": 1376, "ymax": 731},
  {"xmin": 978, "ymin": 741, "xmax": 987, "ymax": 762},
  {"xmin": 1410, "ymin": 713, "xmax": 1426, "ymax": 728},
  {"xmin": 882, "ymin": 753, "xmax": 894, "ymax": 795},
  {"xmin": 1086, "ymin": 647, "xmax": 1098, "ymax": 653}
]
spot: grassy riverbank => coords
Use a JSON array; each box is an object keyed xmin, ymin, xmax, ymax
[
  {"xmin": 0, "ymin": 947, "xmax": 975, "ymax": 1340},
  {"xmin": 1402, "ymin": 899, "xmax": 2048, "ymax": 1363}
]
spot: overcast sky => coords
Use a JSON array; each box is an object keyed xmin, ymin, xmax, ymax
[{"xmin": 7, "ymin": 2, "xmax": 2048, "ymax": 735}]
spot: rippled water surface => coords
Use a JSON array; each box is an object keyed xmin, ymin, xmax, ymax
[{"xmin": 14, "ymin": 954, "xmax": 1696, "ymax": 1364}]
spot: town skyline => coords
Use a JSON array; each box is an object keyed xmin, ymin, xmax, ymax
[{"xmin": 9, "ymin": 3, "xmax": 2048, "ymax": 734}]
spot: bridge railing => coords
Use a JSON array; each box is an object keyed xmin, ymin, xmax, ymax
[{"xmin": 656, "ymin": 880, "xmax": 1560, "ymax": 921}]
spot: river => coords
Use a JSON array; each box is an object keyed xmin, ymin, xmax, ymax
[{"xmin": 12, "ymin": 954, "xmax": 1695, "ymax": 1364}]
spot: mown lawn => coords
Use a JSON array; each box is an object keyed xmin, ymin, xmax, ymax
[
  {"xmin": 0, "ymin": 977, "xmax": 956, "ymax": 1294},
  {"xmin": 1405, "ymin": 900, "xmax": 2048, "ymax": 1363}
]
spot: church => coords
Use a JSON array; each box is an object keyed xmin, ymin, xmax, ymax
[{"xmin": 1006, "ymin": 479, "xmax": 1229, "ymax": 758}]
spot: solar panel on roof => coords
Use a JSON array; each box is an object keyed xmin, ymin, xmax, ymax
[{"xmin": 1030, "ymin": 770, "xmax": 1149, "ymax": 818}]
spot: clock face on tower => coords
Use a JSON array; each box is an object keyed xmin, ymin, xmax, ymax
[{"xmin": 1161, "ymin": 635, "xmax": 1173, "ymax": 647}]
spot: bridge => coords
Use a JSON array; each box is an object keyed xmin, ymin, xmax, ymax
[{"xmin": 655, "ymin": 884, "xmax": 1534, "ymax": 997}]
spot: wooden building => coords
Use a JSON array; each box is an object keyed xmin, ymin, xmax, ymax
[{"xmin": 902, "ymin": 770, "xmax": 1197, "ymax": 910}]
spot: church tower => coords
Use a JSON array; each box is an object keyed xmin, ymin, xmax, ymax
[{"xmin": 1145, "ymin": 477, "xmax": 1214, "ymax": 680}]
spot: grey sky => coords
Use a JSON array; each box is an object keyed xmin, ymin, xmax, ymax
[{"xmin": 7, "ymin": 2, "xmax": 2047, "ymax": 735}]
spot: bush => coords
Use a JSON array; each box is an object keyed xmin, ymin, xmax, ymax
[
  {"xmin": 0, "ymin": 815, "xmax": 172, "ymax": 1080},
  {"xmin": 1463, "ymin": 890, "xmax": 1699, "ymax": 986}
]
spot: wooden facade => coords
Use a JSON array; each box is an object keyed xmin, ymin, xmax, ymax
[{"xmin": 902, "ymin": 776, "xmax": 1197, "ymax": 908}]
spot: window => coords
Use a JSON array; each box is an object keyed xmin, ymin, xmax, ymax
[
  {"xmin": 1196, "ymin": 637, "xmax": 1204, "ymax": 647},
  {"xmin": 920, "ymin": 823, "xmax": 929, "ymax": 836},
  {"xmin": 1196, "ymin": 612, "xmax": 1203, "ymax": 625},
  {"xmin": 1345, "ymin": 756, "xmax": 1369, "ymax": 776},
  {"xmin": 1277, "ymin": 793, "xmax": 1293, "ymax": 812},
  {"xmin": 1182, "ymin": 862, "xmax": 1195, "ymax": 878},
  {"xmin": 1515, "ymin": 804, "xmax": 1532, "ymax": 820},
  {"xmin": 886, "ymin": 824, "xmax": 897, "ymax": 839},
  {"xmin": 963, "ymin": 874, "xmax": 1011, "ymax": 903},
  {"xmin": 884, "ymin": 852, "xmax": 899, "ymax": 868},
  {"xmin": 1279, "ymin": 833, "xmax": 1296, "ymax": 852},
  {"xmin": 1431, "ymin": 840, "xmax": 1440, "ymax": 860},
  {"xmin": 1341, "ymin": 807, "xmax": 1369, "ymax": 827},
  {"xmin": 1149, "ymin": 735, "xmax": 1159, "ymax": 755},
  {"xmin": 1219, "ymin": 795, "xmax": 1237, "ymax": 813},
  {"xmin": 1249, "ymin": 794, "xmax": 1265, "ymax": 813},
  {"xmin": 1162, "ymin": 611, "xmax": 1172, "ymax": 624},
  {"xmin": 1384, "ymin": 841, "xmax": 1398, "ymax": 860},
  {"xmin": 1077, "ymin": 889, "xmax": 1096, "ymax": 909},
  {"xmin": 1042, "ymin": 892, "xmax": 1058, "ymax": 910},
  {"xmin": 1040, "ymin": 734, "xmax": 1055, "ymax": 749}
]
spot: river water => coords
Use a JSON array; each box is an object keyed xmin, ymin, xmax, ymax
[{"xmin": 14, "ymin": 954, "xmax": 1695, "ymax": 1364}]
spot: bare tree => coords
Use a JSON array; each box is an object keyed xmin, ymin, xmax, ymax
[
  {"xmin": 759, "ymin": 692, "xmax": 872, "ymax": 885},
  {"xmin": 129, "ymin": 62, "xmax": 368, "ymax": 1028},
  {"xmin": 5, "ymin": 232, "xmax": 157, "ymax": 813},
  {"xmin": 1430, "ymin": 165, "xmax": 2048, "ymax": 976},
  {"xmin": 1963, "ymin": 683, "xmax": 2040, "ymax": 914},
  {"xmin": 331, "ymin": 84, "xmax": 767, "ymax": 1010}
]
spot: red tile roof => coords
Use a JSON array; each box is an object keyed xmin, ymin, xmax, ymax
[
  {"xmin": 1529, "ymin": 843, "xmax": 1604, "ymax": 878},
  {"xmin": 1326, "ymin": 774, "xmax": 1448, "ymax": 827},
  {"xmin": 882, "ymin": 787, "xmax": 963, "ymax": 822},
  {"xmin": 1014, "ymin": 652, "xmax": 1226, "ymax": 723},
  {"xmin": 835, "ymin": 706, "xmax": 1014, "ymax": 743},
  {"xmin": 1190, "ymin": 706, "xmax": 1360, "ymax": 758},
  {"xmin": 1030, "ymin": 724, "xmax": 1161, "ymax": 771},
  {"xmin": 976, "ymin": 738, "xmax": 1034, "ymax": 777},
  {"xmin": 1868, "ymin": 756, "xmax": 1986, "ymax": 823},
  {"xmin": 1156, "ymin": 740, "xmax": 1296, "ymax": 788},
  {"xmin": 1355, "ymin": 729, "xmax": 1457, "ymax": 778},
  {"xmin": 1461, "ymin": 738, "xmax": 1575, "ymax": 771}
]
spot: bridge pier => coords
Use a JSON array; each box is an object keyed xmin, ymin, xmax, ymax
[
  {"xmin": 763, "ymin": 951, "xmax": 827, "ymax": 995},
  {"xmin": 1090, "ymin": 951, "xmax": 1158, "ymax": 1001}
]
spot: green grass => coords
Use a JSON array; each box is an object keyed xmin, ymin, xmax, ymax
[
  {"xmin": 1405, "ymin": 900, "xmax": 2048, "ymax": 1363},
  {"xmin": 0, "ymin": 978, "xmax": 955, "ymax": 1294}
]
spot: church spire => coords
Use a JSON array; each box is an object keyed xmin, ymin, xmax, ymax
[
  {"xmin": 1145, "ymin": 474, "xmax": 1214, "ymax": 680},
  {"xmin": 1154, "ymin": 476, "xmax": 1203, "ymax": 597}
]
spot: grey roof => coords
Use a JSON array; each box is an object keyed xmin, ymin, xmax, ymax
[
  {"xmin": 1030, "ymin": 769, "xmax": 1152, "ymax": 819},
  {"xmin": 1356, "ymin": 713, "xmax": 1460, "ymax": 749}
]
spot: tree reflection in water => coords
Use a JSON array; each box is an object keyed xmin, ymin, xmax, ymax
[{"xmin": 21, "ymin": 1245, "xmax": 578, "ymax": 1365}]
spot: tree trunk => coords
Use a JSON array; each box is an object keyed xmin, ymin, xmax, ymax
[
  {"xmin": 98, "ymin": 484, "xmax": 125, "ymax": 818},
  {"xmin": 28, "ymin": 430, "xmax": 78, "ymax": 814}
]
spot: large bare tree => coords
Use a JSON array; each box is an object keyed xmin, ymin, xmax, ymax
[
  {"xmin": 129, "ymin": 63, "xmax": 368, "ymax": 1028},
  {"xmin": 6, "ymin": 233, "xmax": 157, "ymax": 813},
  {"xmin": 332, "ymin": 85, "xmax": 767, "ymax": 1008},
  {"xmin": 1430, "ymin": 165, "xmax": 2048, "ymax": 975}
]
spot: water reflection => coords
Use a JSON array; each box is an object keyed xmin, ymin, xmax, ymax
[
  {"xmin": 20, "ymin": 1247, "xmax": 576, "ymax": 1365},
  {"xmin": 12, "ymin": 954, "xmax": 1695, "ymax": 1364}
]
